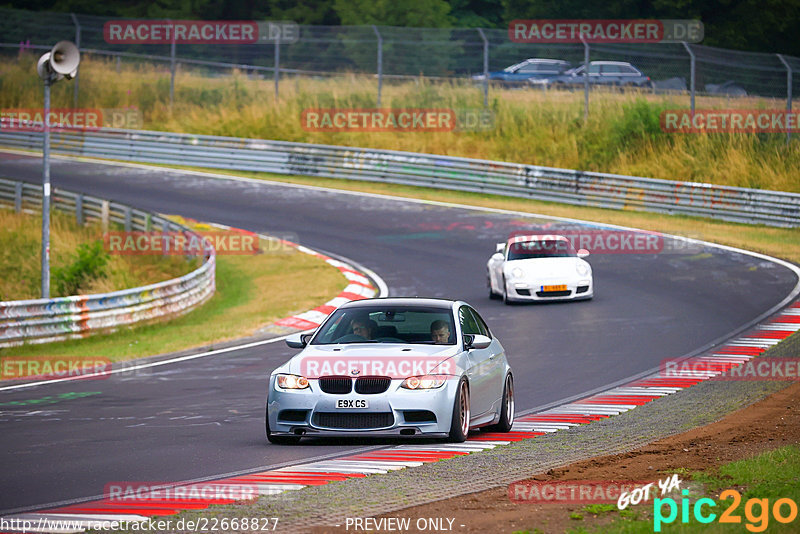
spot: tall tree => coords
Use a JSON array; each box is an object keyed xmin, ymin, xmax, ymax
[{"xmin": 333, "ymin": 0, "xmax": 453, "ymax": 27}]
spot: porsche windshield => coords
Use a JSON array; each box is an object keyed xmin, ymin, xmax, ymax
[
  {"xmin": 507, "ymin": 239, "xmax": 577, "ymax": 260},
  {"xmin": 311, "ymin": 306, "xmax": 456, "ymax": 345}
]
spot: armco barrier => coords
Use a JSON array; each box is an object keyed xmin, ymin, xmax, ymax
[
  {"xmin": 0, "ymin": 177, "xmax": 215, "ymax": 347},
  {"xmin": 1, "ymin": 128, "xmax": 798, "ymax": 227}
]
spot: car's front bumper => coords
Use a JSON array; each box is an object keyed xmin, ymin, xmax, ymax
[
  {"xmin": 504, "ymin": 278, "xmax": 593, "ymax": 302},
  {"xmin": 267, "ymin": 377, "xmax": 460, "ymax": 438}
]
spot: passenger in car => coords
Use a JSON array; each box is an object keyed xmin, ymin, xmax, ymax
[{"xmin": 430, "ymin": 320, "xmax": 451, "ymax": 344}]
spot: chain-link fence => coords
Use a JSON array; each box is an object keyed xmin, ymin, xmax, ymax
[{"xmin": 1, "ymin": 7, "xmax": 797, "ymax": 116}]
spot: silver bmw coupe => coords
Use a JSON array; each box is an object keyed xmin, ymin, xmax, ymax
[{"xmin": 266, "ymin": 298, "xmax": 514, "ymax": 443}]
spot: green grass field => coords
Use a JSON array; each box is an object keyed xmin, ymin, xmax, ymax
[
  {"xmin": 2, "ymin": 54, "xmax": 797, "ymax": 192},
  {"xmin": 0, "ymin": 208, "xmax": 196, "ymax": 300},
  {"xmin": 0, "ymin": 211, "xmax": 347, "ymax": 371}
]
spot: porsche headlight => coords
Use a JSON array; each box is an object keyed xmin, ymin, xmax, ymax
[
  {"xmin": 576, "ymin": 262, "xmax": 590, "ymax": 277},
  {"xmin": 401, "ymin": 375, "xmax": 447, "ymax": 390},
  {"xmin": 276, "ymin": 374, "xmax": 309, "ymax": 389},
  {"xmin": 510, "ymin": 267, "xmax": 525, "ymax": 279}
]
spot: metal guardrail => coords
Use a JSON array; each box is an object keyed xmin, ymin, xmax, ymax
[
  {"xmin": 0, "ymin": 177, "xmax": 215, "ymax": 348},
  {"xmin": 1, "ymin": 127, "xmax": 798, "ymax": 227}
]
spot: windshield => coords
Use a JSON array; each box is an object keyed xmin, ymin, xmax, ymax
[
  {"xmin": 502, "ymin": 61, "xmax": 526, "ymax": 73},
  {"xmin": 312, "ymin": 305, "xmax": 456, "ymax": 345},
  {"xmin": 507, "ymin": 239, "xmax": 577, "ymax": 260}
]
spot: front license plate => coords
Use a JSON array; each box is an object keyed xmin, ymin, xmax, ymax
[
  {"xmin": 336, "ymin": 399, "xmax": 368, "ymax": 409},
  {"xmin": 541, "ymin": 284, "xmax": 568, "ymax": 292}
]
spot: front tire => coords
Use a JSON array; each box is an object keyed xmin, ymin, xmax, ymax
[
  {"xmin": 486, "ymin": 374, "xmax": 514, "ymax": 432},
  {"xmin": 448, "ymin": 378, "xmax": 470, "ymax": 442},
  {"xmin": 502, "ymin": 277, "xmax": 511, "ymax": 305},
  {"xmin": 488, "ymin": 274, "xmax": 499, "ymax": 300},
  {"xmin": 266, "ymin": 405, "xmax": 301, "ymax": 445}
]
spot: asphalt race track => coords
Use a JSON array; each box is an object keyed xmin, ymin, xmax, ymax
[{"xmin": 0, "ymin": 151, "xmax": 797, "ymax": 513}]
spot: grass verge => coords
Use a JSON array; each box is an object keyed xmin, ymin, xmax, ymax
[
  {"xmin": 0, "ymin": 233, "xmax": 346, "ymax": 366},
  {"xmin": 563, "ymin": 446, "xmax": 800, "ymax": 533},
  {"xmin": 0, "ymin": 207, "xmax": 197, "ymax": 300}
]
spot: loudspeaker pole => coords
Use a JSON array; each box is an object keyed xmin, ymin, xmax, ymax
[
  {"xmin": 36, "ymin": 41, "xmax": 80, "ymax": 298},
  {"xmin": 41, "ymin": 76, "xmax": 51, "ymax": 298}
]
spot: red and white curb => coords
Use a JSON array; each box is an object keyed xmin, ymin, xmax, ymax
[
  {"xmin": 201, "ymin": 226, "xmax": 380, "ymax": 331},
  {"xmin": 273, "ymin": 245, "xmax": 378, "ymax": 331},
  {"xmin": 4, "ymin": 300, "xmax": 797, "ymax": 533}
]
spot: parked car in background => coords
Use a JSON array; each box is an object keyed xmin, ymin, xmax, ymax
[
  {"xmin": 472, "ymin": 58, "xmax": 571, "ymax": 86},
  {"xmin": 705, "ymin": 80, "xmax": 747, "ymax": 96},
  {"xmin": 529, "ymin": 61, "xmax": 652, "ymax": 90}
]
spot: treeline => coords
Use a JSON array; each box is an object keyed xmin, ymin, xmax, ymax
[{"xmin": 9, "ymin": 0, "xmax": 800, "ymax": 56}]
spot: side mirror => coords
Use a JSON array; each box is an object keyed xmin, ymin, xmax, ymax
[
  {"xmin": 464, "ymin": 334, "xmax": 492, "ymax": 350},
  {"xmin": 286, "ymin": 332, "xmax": 308, "ymax": 349},
  {"xmin": 577, "ymin": 249, "xmax": 590, "ymax": 258},
  {"xmin": 495, "ymin": 243, "xmax": 505, "ymax": 253}
]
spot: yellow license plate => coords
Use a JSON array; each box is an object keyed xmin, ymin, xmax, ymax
[{"xmin": 541, "ymin": 284, "xmax": 568, "ymax": 292}]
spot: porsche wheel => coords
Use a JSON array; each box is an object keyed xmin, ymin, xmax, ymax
[{"xmin": 488, "ymin": 274, "xmax": 500, "ymax": 300}]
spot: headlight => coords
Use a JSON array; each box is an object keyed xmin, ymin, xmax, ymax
[
  {"xmin": 510, "ymin": 267, "xmax": 524, "ymax": 279},
  {"xmin": 401, "ymin": 375, "xmax": 447, "ymax": 390},
  {"xmin": 576, "ymin": 262, "xmax": 590, "ymax": 277},
  {"xmin": 276, "ymin": 374, "xmax": 309, "ymax": 389}
]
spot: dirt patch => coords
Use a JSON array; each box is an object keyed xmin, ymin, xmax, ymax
[{"xmin": 312, "ymin": 381, "xmax": 800, "ymax": 534}]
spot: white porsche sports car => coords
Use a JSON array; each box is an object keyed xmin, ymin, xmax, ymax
[
  {"xmin": 266, "ymin": 298, "xmax": 514, "ymax": 444},
  {"xmin": 487, "ymin": 235, "xmax": 593, "ymax": 303}
]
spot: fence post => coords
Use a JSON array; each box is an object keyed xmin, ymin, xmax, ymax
[
  {"xmin": 70, "ymin": 13, "xmax": 81, "ymax": 108},
  {"xmin": 372, "ymin": 25, "xmax": 383, "ymax": 107},
  {"xmin": 169, "ymin": 20, "xmax": 176, "ymax": 109},
  {"xmin": 76, "ymin": 193, "xmax": 84, "ymax": 225},
  {"xmin": 101, "ymin": 200, "xmax": 109, "ymax": 232},
  {"xmin": 14, "ymin": 182, "xmax": 22, "ymax": 213},
  {"xmin": 124, "ymin": 206, "xmax": 132, "ymax": 231},
  {"xmin": 682, "ymin": 42, "xmax": 695, "ymax": 114},
  {"xmin": 274, "ymin": 31, "xmax": 280, "ymax": 101},
  {"xmin": 477, "ymin": 28, "xmax": 489, "ymax": 108},
  {"xmin": 581, "ymin": 37, "xmax": 589, "ymax": 122},
  {"xmin": 777, "ymin": 54, "xmax": 793, "ymax": 146}
]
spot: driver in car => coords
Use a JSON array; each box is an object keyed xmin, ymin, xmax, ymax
[
  {"xmin": 351, "ymin": 317, "xmax": 377, "ymax": 340},
  {"xmin": 430, "ymin": 320, "xmax": 451, "ymax": 344}
]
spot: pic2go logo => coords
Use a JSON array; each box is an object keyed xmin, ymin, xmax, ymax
[{"xmin": 654, "ymin": 489, "xmax": 798, "ymax": 532}]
